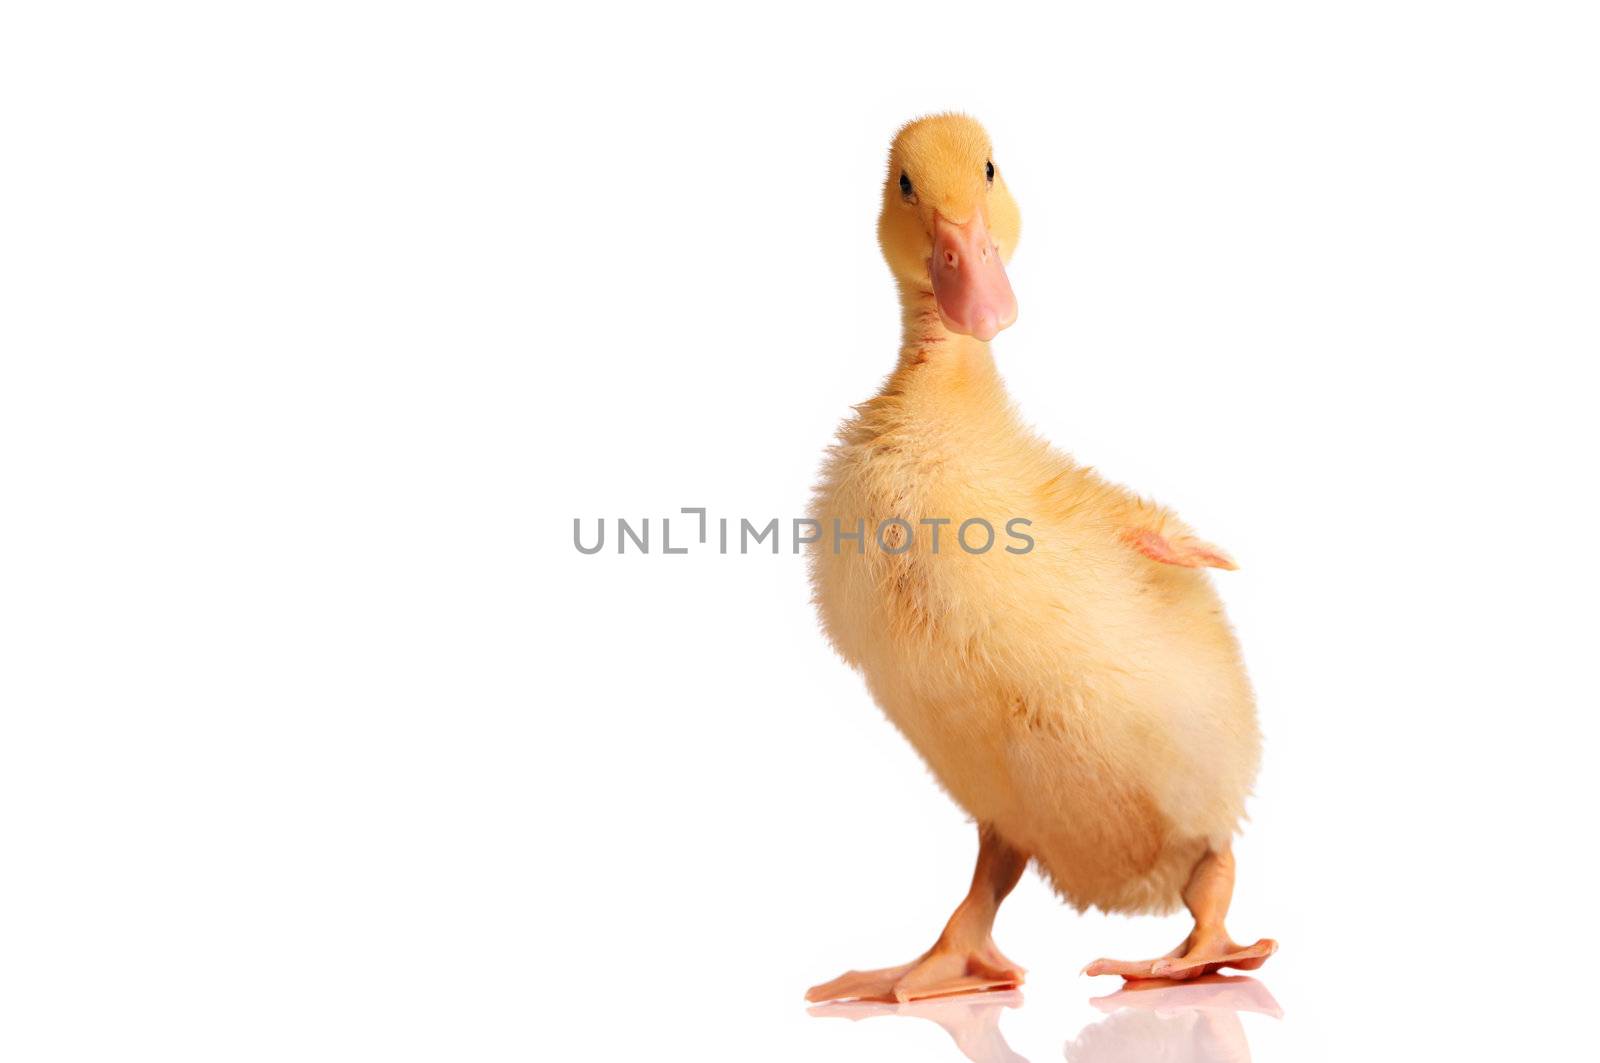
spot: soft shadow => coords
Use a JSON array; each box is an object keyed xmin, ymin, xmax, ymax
[
  {"xmin": 809, "ymin": 991, "xmax": 1030, "ymax": 1063},
  {"xmin": 1065, "ymin": 976, "xmax": 1282, "ymax": 1063}
]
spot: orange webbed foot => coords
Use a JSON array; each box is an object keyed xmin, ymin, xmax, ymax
[
  {"xmin": 1083, "ymin": 933, "xmax": 1276, "ymax": 982},
  {"xmin": 1122, "ymin": 528, "xmax": 1238, "ymax": 570},
  {"xmin": 806, "ymin": 940, "xmax": 1025, "ymax": 1003}
]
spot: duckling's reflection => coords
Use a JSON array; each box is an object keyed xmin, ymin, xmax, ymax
[
  {"xmin": 807, "ymin": 977, "xmax": 1279, "ymax": 1063},
  {"xmin": 809, "ymin": 991, "xmax": 1028, "ymax": 1063},
  {"xmin": 1069, "ymin": 976, "xmax": 1281, "ymax": 1063}
]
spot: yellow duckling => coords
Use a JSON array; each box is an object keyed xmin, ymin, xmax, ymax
[{"xmin": 806, "ymin": 114, "xmax": 1275, "ymax": 1003}]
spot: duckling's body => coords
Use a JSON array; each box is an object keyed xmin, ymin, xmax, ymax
[
  {"xmin": 806, "ymin": 115, "xmax": 1274, "ymax": 1004},
  {"xmin": 811, "ymin": 315, "xmax": 1257, "ymax": 916}
]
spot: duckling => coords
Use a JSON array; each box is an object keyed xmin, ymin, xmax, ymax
[{"xmin": 805, "ymin": 114, "xmax": 1275, "ymax": 1003}]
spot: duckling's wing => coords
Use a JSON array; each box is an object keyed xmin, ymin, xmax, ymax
[
  {"xmin": 1034, "ymin": 461, "xmax": 1238, "ymax": 571},
  {"xmin": 1121, "ymin": 527, "xmax": 1238, "ymax": 571}
]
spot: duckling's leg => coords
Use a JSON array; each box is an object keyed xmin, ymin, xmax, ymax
[
  {"xmin": 1083, "ymin": 846, "xmax": 1276, "ymax": 981},
  {"xmin": 805, "ymin": 825, "xmax": 1028, "ymax": 1003}
]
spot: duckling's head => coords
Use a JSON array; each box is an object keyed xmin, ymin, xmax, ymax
[{"xmin": 879, "ymin": 114, "xmax": 1020, "ymax": 341}]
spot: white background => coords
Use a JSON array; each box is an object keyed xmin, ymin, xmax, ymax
[{"xmin": 3, "ymin": 2, "xmax": 1597, "ymax": 1060}]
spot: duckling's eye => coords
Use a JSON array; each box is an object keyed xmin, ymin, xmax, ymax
[
  {"xmin": 986, "ymin": 160, "xmax": 995, "ymax": 184},
  {"xmin": 899, "ymin": 171, "xmax": 914, "ymax": 200}
]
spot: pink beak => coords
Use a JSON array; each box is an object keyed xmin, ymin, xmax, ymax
[{"xmin": 929, "ymin": 212, "xmax": 1017, "ymax": 341}]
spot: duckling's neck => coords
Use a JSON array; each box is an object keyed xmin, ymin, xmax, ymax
[{"xmin": 888, "ymin": 286, "xmax": 1005, "ymax": 400}]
